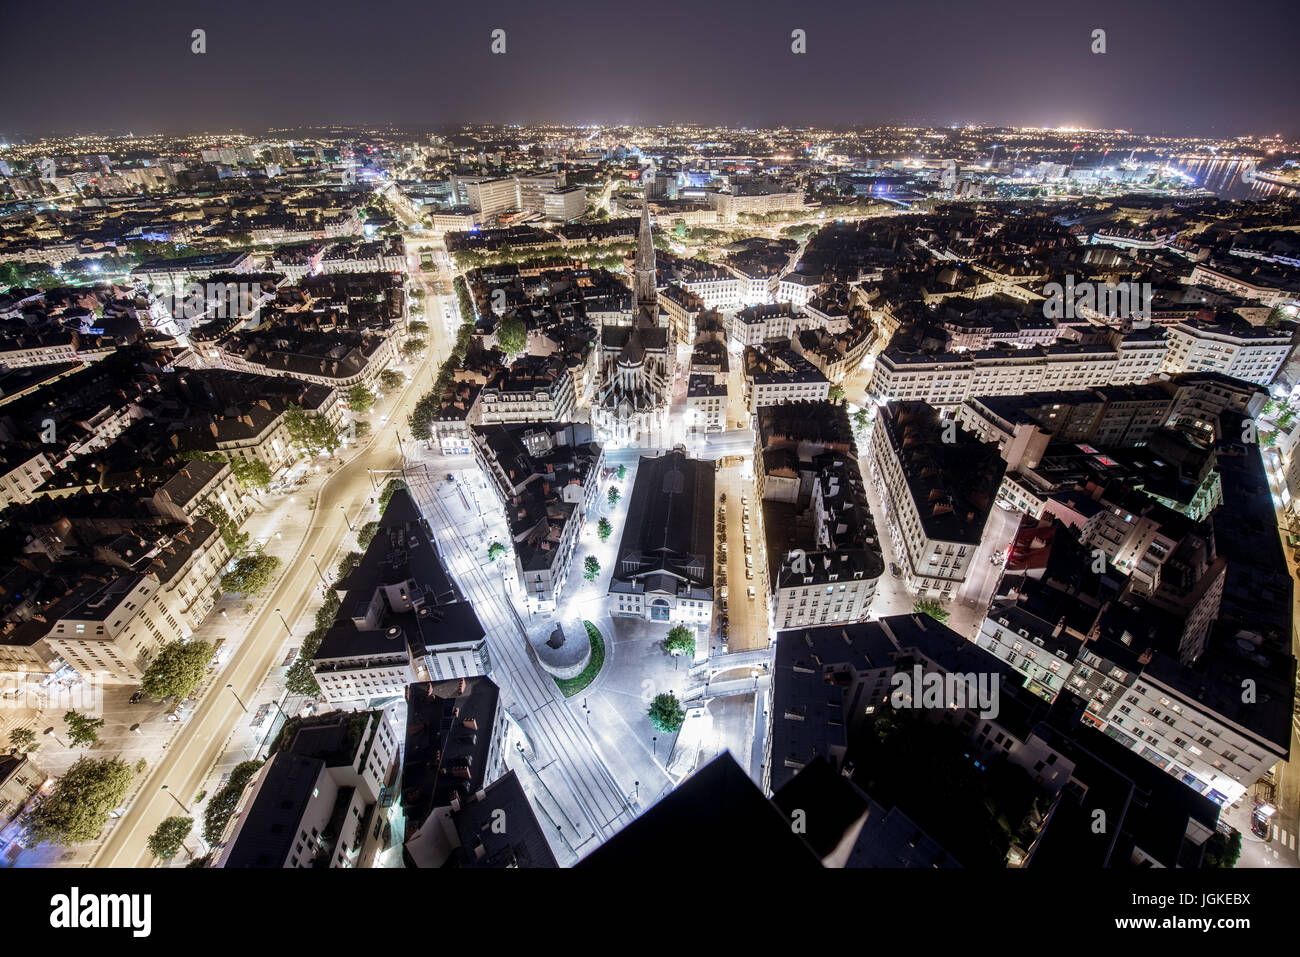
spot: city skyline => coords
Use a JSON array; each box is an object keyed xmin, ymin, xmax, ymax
[{"xmin": 2, "ymin": 0, "xmax": 1298, "ymax": 138}]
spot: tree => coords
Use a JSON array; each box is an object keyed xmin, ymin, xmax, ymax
[
  {"xmin": 200, "ymin": 500, "xmax": 249, "ymax": 555},
  {"xmin": 648, "ymin": 693, "xmax": 685, "ymax": 733},
  {"xmin": 336, "ymin": 551, "xmax": 364, "ymax": 581},
  {"xmin": 828, "ymin": 384, "xmax": 846, "ymax": 404},
  {"xmin": 487, "ymin": 541, "xmax": 506, "ymax": 563},
  {"xmin": 347, "ymin": 384, "xmax": 375, "ymax": 415},
  {"xmin": 357, "ymin": 521, "xmax": 381, "ymax": 549},
  {"xmin": 407, "ymin": 320, "xmax": 429, "ymax": 336},
  {"xmin": 1203, "ymin": 828, "xmax": 1243, "ymax": 868},
  {"xmin": 378, "ymin": 369, "xmax": 405, "ymax": 391},
  {"xmin": 352, "ymin": 419, "xmax": 372, "ymax": 440},
  {"xmin": 24, "ymin": 757, "xmax": 133, "ymax": 847},
  {"xmin": 597, "ymin": 518, "xmax": 612, "ymax": 542},
  {"xmin": 63, "ymin": 711, "xmax": 105, "ymax": 748},
  {"xmin": 607, "ymin": 486, "xmax": 621, "ymax": 508},
  {"xmin": 912, "ymin": 598, "xmax": 950, "ymax": 625},
  {"xmin": 496, "ymin": 315, "xmax": 527, "ymax": 354},
  {"xmin": 378, "ymin": 478, "xmax": 408, "ymax": 510},
  {"xmin": 664, "ymin": 625, "xmax": 695, "ymax": 658},
  {"xmin": 401, "ymin": 337, "xmax": 426, "ymax": 358},
  {"xmin": 8, "ymin": 727, "xmax": 37, "ymax": 754},
  {"xmin": 616, "ymin": 464, "xmax": 627, "ymax": 481},
  {"xmin": 229, "ymin": 456, "xmax": 273, "ymax": 490},
  {"xmin": 283, "ymin": 405, "xmax": 341, "ymax": 456},
  {"xmin": 221, "ymin": 554, "xmax": 281, "ymax": 595},
  {"xmin": 203, "ymin": 760, "xmax": 263, "ymax": 845},
  {"xmin": 148, "ymin": 816, "xmax": 195, "ymax": 861},
  {"xmin": 583, "ymin": 555, "xmax": 601, "ymax": 581},
  {"xmin": 141, "ymin": 639, "xmax": 215, "ymax": 702}
]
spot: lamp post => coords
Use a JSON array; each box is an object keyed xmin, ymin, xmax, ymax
[
  {"xmin": 309, "ymin": 553, "xmax": 327, "ymax": 588},
  {"xmin": 652, "ymin": 735, "xmax": 657, "ymax": 758},
  {"xmin": 160, "ymin": 784, "xmax": 191, "ymax": 817},
  {"xmin": 225, "ymin": 684, "xmax": 249, "ymax": 713},
  {"xmin": 339, "ymin": 505, "xmax": 353, "ymax": 531},
  {"xmin": 160, "ymin": 786, "xmax": 209, "ymax": 855},
  {"xmin": 274, "ymin": 608, "xmax": 292, "ymax": 637}
]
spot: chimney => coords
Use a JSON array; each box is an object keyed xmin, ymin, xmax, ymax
[{"xmin": 456, "ymin": 677, "xmax": 466, "ymax": 695}]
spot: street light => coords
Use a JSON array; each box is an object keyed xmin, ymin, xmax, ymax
[
  {"xmin": 309, "ymin": 553, "xmax": 327, "ymax": 588},
  {"xmin": 226, "ymin": 684, "xmax": 249, "ymax": 713},
  {"xmin": 160, "ymin": 784, "xmax": 191, "ymax": 816},
  {"xmin": 652, "ymin": 735, "xmax": 657, "ymax": 757},
  {"xmin": 274, "ymin": 608, "xmax": 292, "ymax": 637},
  {"xmin": 339, "ymin": 505, "xmax": 353, "ymax": 531}
]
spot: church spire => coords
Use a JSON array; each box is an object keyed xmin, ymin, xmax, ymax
[{"xmin": 633, "ymin": 188, "xmax": 657, "ymax": 310}]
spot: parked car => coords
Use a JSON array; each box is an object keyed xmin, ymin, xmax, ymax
[
  {"xmin": 889, "ymin": 562, "xmax": 901, "ymax": 578},
  {"xmin": 747, "ymin": 586, "xmax": 756, "ymax": 599}
]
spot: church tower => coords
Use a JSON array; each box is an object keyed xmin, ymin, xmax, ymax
[{"xmin": 632, "ymin": 192, "xmax": 657, "ymax": 311}]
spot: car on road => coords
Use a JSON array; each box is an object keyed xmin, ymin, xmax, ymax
[
  {"xmin": 129, "ymin": 690, "xmax": 145, "ymax": 704},
  {"xmin": 747, "ymin": 586, "xmax": 756, "ymax": 599}
]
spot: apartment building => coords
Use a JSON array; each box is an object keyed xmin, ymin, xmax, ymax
[
  {"xmin": 868, "ymin": 402, "xmax": 1006, "ymax": 599},
  {"xmin": 313, "ymin": 490, "xmax": 488, "ymax": 706},
  {"xmin": 471, "ymin": 422, "xmax": 603, "ymax": 616},
  {"xmin": 0, "ymin": 448, "xmax": 55, "ymax": 509},
  {"xmin": 757, "ymin": 402, "xmax": 884, "ymax": 631},
  {"xmin": 216, "ymin": 706, "xmax": 403, "ymax": 868},
  {"xmin": 1159, "ymin": 319, "xmax": 1294, "ymax": 386},
  {"xmin": 870, "ymin": 334, "xmax": 1168, "ymax": 409},
  {"xmin": 543, "ymin": 185, "xmax": 587, "ymax": 223}
]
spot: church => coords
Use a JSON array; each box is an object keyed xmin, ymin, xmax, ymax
[{"xmin": 592, "ymin": 194, "xmax": 675, "ymax": 447}]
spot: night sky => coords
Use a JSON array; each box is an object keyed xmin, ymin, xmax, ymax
[{"xmin": 1, "ymin": 0, "xmax": 1296, "ymax": 138}]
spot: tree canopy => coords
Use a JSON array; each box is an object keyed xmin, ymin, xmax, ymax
[
  {"xmin": 648, "ymin": 693, "xmax": 685, "ymax": 733},
  {"xmin": 141, "ymin": 639, "xmax": 215, "ymax": 702},
  {"xmin": 203, "ymin": 760, "xmax": 263, "ymax": 846},
  {"xmin": 221, "ymin": 553, "xmax": 281, "ymax": 595},
  {"xmin": 912, "ymin": 598, "xmax": 950, "ymax": 624},
  {"xmin": 148, "ymin": 816, "xmax": 195, "ymax": 860},
  {"xmin": 496, "ymin": 315, "xmax": 527, "ymax": 354},
  {"xmin": 284, "ymin": 405, "xmax": 341, "ymax": 455},
  {"xmin": 24, "ymin": 757, "xmax": 134, "ymax": 847},
  {"xmin": 347, "ymin": 384, "xmax": 375, "ymax": 415},
  {"xmin": 378, "ymin": 478, "xmax": 408, "ymax": 510},
  {"xmin": 664, "ymin": 625, "xmax": 695, "ymax": 658},
  {"xmin": 63, "ymin": 711, "xmax": 105, "ymax": 748}
]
